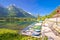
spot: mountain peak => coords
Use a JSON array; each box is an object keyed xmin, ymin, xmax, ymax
[
  {"xmin": 8, "ymin": 4, "xmax": 17, "ymax": 10},
  {"xmin": 8, "ymin": 4, "xmax": 16, "ymax": 8},
  {"xmin": 9, "ymin": 4, "xmax": 16, "ymax": 7}
]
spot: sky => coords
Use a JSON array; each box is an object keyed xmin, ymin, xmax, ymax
[{"xmin": 0, "ymin": 0, "xmax": 60, "ymax": 16}]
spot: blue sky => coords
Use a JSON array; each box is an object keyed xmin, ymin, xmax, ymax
[{"xmin": 0, "ymin": 0, "xmax": 60, "ymax": 16}]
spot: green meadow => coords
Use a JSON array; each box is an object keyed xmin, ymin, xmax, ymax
[{"xmin": 0, "ymin": 28, "xmax": 43, "ymax": 40}]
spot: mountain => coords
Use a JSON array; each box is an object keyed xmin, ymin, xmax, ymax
[
  {"xmin": 0, "ymin": 5, "xmax": 8, "ymax": 17},
  {"xmin": 7, "ymin": 4, "xmax": 35, "ymax": 18},
  {"xmin": 8, "ymin": 4, "xmax": 26, "ymax": 17}
]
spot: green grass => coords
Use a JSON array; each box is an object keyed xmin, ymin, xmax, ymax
[
  {"xmin": 0, "ymin": 28, "xmax": 43, "ymax": 40},
  {"xmin": 0, "ymin": 28, "xmax": 19, "ymax": 40},
  {"xmin": 44, "ymin": 36, "xmax": 48, "ymax": 40}
]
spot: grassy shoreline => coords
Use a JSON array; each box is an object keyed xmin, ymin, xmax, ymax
[{"xmin": 0, "ymin": 28, "xmax": 42, "ymax": 40}]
